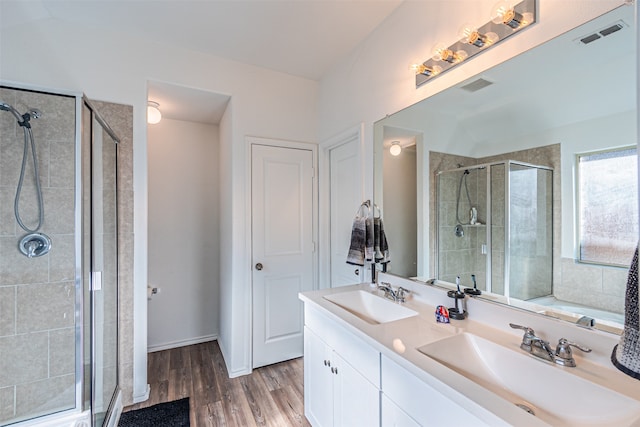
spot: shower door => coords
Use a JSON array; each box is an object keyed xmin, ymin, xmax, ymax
[{"xmin": 86, "ymin": 104, "xmax": 119, "ymax": 426}]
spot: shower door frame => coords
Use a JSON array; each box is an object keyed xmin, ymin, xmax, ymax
[
  {"xmin": 435, "ymin": 160, "xmax": 554, "ymax": 298},
  {"xmin": 83, "ymin": 96, "xmax": 122, "ymax": 427}
]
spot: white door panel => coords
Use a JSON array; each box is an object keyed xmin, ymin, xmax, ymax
[
  {"xmin": 330, "ymin": 138, "xmax": 363, "ymax": 287},
  {"xmin": 252, "ymin": 144, "xmax": 314, "ymax": 368}
]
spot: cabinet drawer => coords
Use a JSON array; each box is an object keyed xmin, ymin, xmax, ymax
[
  {"xmin": 305, "ymin": 304, "xmax": 380, "ymax": 386},
  {"xmin": 381, "ymin": 355, "xmax": 488, "ymax": 426}
]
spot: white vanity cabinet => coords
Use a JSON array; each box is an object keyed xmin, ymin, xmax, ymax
[
  {"xmin": 303, "ymin": 306, "xmax": 381, "ymax": 427},
  {"xmin": 381, "ymin": 394, "xmax": 421, "ymax": 427},
  {"xmin": 381, "ymin": 355, "xmax": 491, "ymax": 426}
]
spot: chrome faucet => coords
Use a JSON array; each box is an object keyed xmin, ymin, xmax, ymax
[
  {"xmin": 377, "ymin": 282, "xmax": 397, "ymax": 301},
  {"xmin": 377, "ymin": 282, "xmax": 411, "ymax": 303},
  {"xmin": 509, "ymin": 323, "xmax": 591, "ymax": 367}
]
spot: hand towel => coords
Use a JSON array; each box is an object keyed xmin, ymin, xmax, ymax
[
  {"xmin": 346, "ymin": 215, "xmax": 367, "ymax": 266},
  {"xmin": 611, "ymin": 245, "xmax": 640, "ymax": 380},
  {"xmin": 373, "ymin": 217, "xmax": 390, "ymax": 264},
  {"xmin": 365, "ymin": 216, "xmax": 374, "ymax": 262}
]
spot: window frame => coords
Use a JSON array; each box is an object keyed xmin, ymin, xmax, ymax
[{"xmin": 574, "ymin": 145, "xmax": 638, "ymax": 268}]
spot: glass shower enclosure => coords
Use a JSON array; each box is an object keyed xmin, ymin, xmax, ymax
[
  {"xmin": 0, "ymin": 84, "xmax": 120, "ymax": 426},
  {"xmin": 436, "ymin": 160, "xmax": 553, "ymax": 301}
]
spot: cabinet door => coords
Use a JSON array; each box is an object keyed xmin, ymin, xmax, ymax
[
  {"xmin": 333, "ymin": 352, "xmax": 380, "ymax": 427},
  {"xmin": 304, "ymin": 327, "xmax": 334, "ymax": 427},
  {"xmin": 381, "ymin": 395, "xmax": 421, "ymax": 427}
]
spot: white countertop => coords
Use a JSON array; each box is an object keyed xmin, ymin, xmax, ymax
[{"xmin": 299, "ymin": 274, "xmax": 640, "ymax": 427}]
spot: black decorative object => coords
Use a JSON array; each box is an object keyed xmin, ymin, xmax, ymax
[
  {"xmin": 119, "ymin": 398, "xmax": 190, "ymax": 427},
  {"xmin": 612, "ymin": 246, "xmax": 640, "ymax": 380}
]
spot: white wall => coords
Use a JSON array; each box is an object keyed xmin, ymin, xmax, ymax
[
  {"xmin": 147, "ymin": 118, "xmax": 219, "ymax": 351},
  {"xmin": 0, "ymin": 17, "xmax": 317, "ymax": 395}
]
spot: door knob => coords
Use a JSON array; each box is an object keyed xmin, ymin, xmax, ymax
[
  {"xmin": 255, "ymin": 263, "xmax": 263, "ymax": 271},
  {"xmin": 355, "ymin": 269, "xmax": 359, "ymax": 276}
]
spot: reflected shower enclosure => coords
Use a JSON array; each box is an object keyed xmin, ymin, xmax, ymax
[
  {"xmin": 436, "ymin": 161, "xmax": 553, "ymax": 301},
  {"xmin": 0, "ymin": 85, "xmax": 120, "ymax": 426}
]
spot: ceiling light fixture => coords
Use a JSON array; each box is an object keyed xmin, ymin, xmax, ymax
[
  {"xmin": 147, "ymin": 101, "xmax": 162, "ymax": 124},
  {"xmin": 389, "ymin": 141, "xmax": 402, "ymax": 156},
  {"xmin": 414, "ymin": 0, "xmax": 536, "ymax": 88}
]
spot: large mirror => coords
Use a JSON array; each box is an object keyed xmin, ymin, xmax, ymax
[{"xmin": 374, "ymin": 4, "xmax": 637, "ymax": 334}]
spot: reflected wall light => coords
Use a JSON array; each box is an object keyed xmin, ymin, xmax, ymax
[
  {"xmin": 389, "ymin": 141, "xmax": 402, "ymax": 156},
  {"xmin": 147, "ymin": 101, "xmax": 162, "ymax": 124},
  {"xmin": 414, "ymin": 0, "xmax": 536, "ymax": 88}
]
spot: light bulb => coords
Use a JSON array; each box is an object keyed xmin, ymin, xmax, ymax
[
  {"xmin": 431, "ymin": 43, "xmax": 449, "ymax": 61},
  {"xmin": 432, "ymin": 44, "xmax": 467, "ymax": 64},
  {"xmin": 390, "ymin": 142, "xmax": 402, "ymax": 156},
  {"xmin": 491, "ymin": 1, "xmax": 527, "ymax": 28},
  {"xmin": 458, "ymin": 24, "xmax": 499, "ymax": 47},
  {"xmin": 147, "ymin": 101, "xmax": 162, "ymax": 124},
  {"xmin": 412, "ymin": 63, "xmax": 442, "ymax": 77}
]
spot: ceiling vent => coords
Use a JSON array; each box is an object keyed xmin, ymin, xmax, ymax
[
  {"xmin": 460, "ymin": 78, "xmax": 494, "ymax": 93},
  {"xmin": 577, "ymin": 20, "xmax": 627, "ymax": 45}
]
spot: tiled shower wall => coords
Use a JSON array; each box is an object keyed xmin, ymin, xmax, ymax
[{"xmin": 0, "ymin": 88, "xmax": 77, "ymax": 424}]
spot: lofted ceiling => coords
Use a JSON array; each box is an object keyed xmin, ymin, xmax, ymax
[
  {"xmin": 0, "ymin": 0, "xmax": 402, "ymax": 124},
  {"xmin": 0, "ymin": 0, "xmax": 402, "ymax": 82}
]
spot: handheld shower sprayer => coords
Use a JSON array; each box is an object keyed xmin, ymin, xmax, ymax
[{"xmin": 0, "ymin": 101, "xmax": 51, "ymax": 257}]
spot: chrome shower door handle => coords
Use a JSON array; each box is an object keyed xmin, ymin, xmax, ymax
[{"xmin": 255, "ymin": 263, "xmax": 263, "ymax": 271}]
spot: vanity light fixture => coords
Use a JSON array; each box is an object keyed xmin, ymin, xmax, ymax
[
  {"xmin": 147, "ymin": 101, "xmax": 162, "ymax": 124},
  {"xmin": 389, "ymin": 141, "xmax": 402, "ymax": 156},
  {"xmin": 414, "ymin": 0, "xmax": 536, "ymax": 88}
]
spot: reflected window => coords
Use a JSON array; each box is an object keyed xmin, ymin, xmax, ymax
[{"xmin": 577, "ymin": 146, "xmax": 638, "ymax": 266}]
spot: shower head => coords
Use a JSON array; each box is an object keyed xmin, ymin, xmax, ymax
[
  {"xmin": 0, "ymin": 102, "xmax": 24, "ymax": 123},
  {"xmin": 0, "ymin": 102, "xmax": 40, "ymax": 128}
]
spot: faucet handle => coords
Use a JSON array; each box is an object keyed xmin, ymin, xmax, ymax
[
  {"xmin": 556, "ymin": 338, "xmax": 592, "ymax": 355},
  {"xmin": 509, "ymin": 323, "xmax": 535, "ymax": 336},
  {"xmin": 555, "ymin": 338, "xmax": 591, "ymax": 367},
  {"xmin": 396, "ymin": 287, "xmax": 411, "ymax": 303},
  {"xmin": 509, "ymin": 323, "xmax": 537, "ymax": 349}
]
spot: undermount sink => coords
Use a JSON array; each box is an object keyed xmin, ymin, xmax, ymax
[
  {"xmin": 323, "ymin": 290, "xmax": 418, "ymax": 324},
  {"xmin": 418, "ymin": 333, "xmax": 640, "ymax": 426}
]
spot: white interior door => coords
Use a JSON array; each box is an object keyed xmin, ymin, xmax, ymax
[
  {"xmin": 330, "ymin": 138, "xmax": 363, "ymax": 287},
  {"xmin": 252, "ymin": 143, "xmax": 314, "ymax": 368}
]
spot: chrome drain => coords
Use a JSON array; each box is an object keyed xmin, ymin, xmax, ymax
[{"xmin": 516, "ymin": 403, "xmax": 536, "ymax": 416}]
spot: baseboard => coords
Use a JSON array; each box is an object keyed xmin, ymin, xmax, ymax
[
  {"xmin": 132, "ymin": 384, "xmax": 150, "ymax": 404},
  {"xmin": 217, "ymin": 338, "xmax": 252, "ymax": 378},
  {"xmin": 147, "ymin": 334, "xmax": 218, "ymax": 353}
]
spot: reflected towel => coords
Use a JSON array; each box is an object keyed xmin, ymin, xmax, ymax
[
  {"xmin": 346, "ymin": 215, "xmax": 367, "ymax": 266},
  {"xmin": 612, "ymin": 245, "xmax": 640, "ymax": 380},
  {"xmin": 373, "ymin": 217, "xmax": 390, "ymax": 264}
]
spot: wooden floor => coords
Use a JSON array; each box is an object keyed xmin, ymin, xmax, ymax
[{"xmin": 124, "ymin": 341, "xmax": 311, "ymax": 427}]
